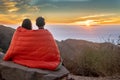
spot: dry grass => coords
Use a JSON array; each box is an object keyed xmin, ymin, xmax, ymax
[{"xmin": 76, "ymin": 45, "xmax": 120, "ymax": 76}]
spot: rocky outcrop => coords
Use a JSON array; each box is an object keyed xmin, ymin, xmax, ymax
[
  {"xmin": 0, "ymin": 25, "xmax": 15, "ymax": 53},
  {"xmin": 0, "ymin": 61, "xmax": 69, "ymax": 80},
  {"xmin": 0, "ymin": 52, "xmax": 4, "ymax": 59}
]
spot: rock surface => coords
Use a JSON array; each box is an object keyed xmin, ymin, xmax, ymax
[
  {"xmin": 0, "ymin": 25, "xmax": 15, "ymax": 53},
  {"xmin": 0, "ymin": 61, "xmax": 69, "ymax": 80}
]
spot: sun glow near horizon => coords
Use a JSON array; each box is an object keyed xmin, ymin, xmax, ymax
[{"xmin": 73, "ymin": 20, "xmax": 98, "ymax": 27}]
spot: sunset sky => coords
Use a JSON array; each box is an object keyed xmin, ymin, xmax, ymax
[{"xmin": 0, "ymin": 0, "xmax": 120, "ymax": 25}]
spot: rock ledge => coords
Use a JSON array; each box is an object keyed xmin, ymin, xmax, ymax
[{"xmin": 0, "ymin": 61, "xmax": 69, "ymax": 80}]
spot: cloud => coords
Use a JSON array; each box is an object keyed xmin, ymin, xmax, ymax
[
  {"xmin": 0, "ymin": 13, "xmax": 36, "ymax": 25},
  {"xmin": 38, "ymin": 3, "xmax": 58, "ymax": 8},
  {"xmin": 70, "ymin": 13, "xmax": 119, "ymax": 25},
  {"xmin": 0, "ymin": 0, "xmax": 41, "ymax": 25},
  {"xmin": 51, "ymin": 0, "xmax": 90, "ymax": 2},
  {"xmin": 0, "ymin": 0, "xmax": 36, "ymax": 14},
  {"xmin": 0, "ymin": 0, "xmax": 19, "ymax": 13},
  {"xmin": 29, "ymin": 0, "xmax": 58, "ymax": 9},
  {"xmin": 71, "ymin": 13, "xmax": 117, "ymax": 22},
  {"xmin": 0, "ymin": 14, "xmax": 18, "ymax": 24},
  {"xmin": 8, "ymin": 7, "xmax": 19, "ymax": 12},
  {"xmin": 80, "ymin": 13, "xmax": 116, "ymax": 19}
]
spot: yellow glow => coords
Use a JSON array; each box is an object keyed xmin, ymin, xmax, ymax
[
  {"xmin": 3, "ymin": 1, "xmax": 17, "ymax": 7},
  {"xmin": 0, "ymin": 12, "xmax": 120, "ymax": 25},
  {"xmin": 80, "ymin": 13, "xmax": 115, "ymax": 18},
  {"xmin": 8, "ymin": 8, "xmax": 19, "ymax": 12},
  {"xmin": 74, "ymin": 20, "xmax": 97, "ymax": 26},
  {"xmin": 84, "ymin": 20, "xmax": 93, "ymax": 26}
]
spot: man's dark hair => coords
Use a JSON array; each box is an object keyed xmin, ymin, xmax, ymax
[
  {"xmin": 36, "ymin": 17, "xmax": 45, "ymax": 28},
  {"xmin": 22, "ymin": 19, "xmax": 32, "ymax": 30}
]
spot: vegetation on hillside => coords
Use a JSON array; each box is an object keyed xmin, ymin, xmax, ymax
[{"xmin": 58, "ymin": 39, "xmax": 120, "ymax": 77}]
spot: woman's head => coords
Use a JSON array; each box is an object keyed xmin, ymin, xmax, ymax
[
  {"xmin": 36, "ymin": 17, "xmax": 45, "ymax": 29},
  {"xmin": 22, "ymin": 19, "xmax": 32, "ymax": 30}
]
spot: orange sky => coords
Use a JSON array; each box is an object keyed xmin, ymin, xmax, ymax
[
  {"xmin": 0, "ymin": 0, "xmax": 120, "ymax": 26},
  {"xmin": 40, "ymin": 13, "xmax": 120, "ymax": 25},
  {"xmin": 0, "ymin": 13, "xmax": 120, "ymax": 26}
]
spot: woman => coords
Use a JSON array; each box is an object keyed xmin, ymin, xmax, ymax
[
  {"xmin": 3, "ymin": 18, "xmax": 32, "ymax": 60},
  {"xmin": 21, "ymin": 19, "xmax": 32, "ymax": 30}
]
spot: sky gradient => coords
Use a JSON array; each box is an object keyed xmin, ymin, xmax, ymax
[{"xmin": 0, "ymin": 0, "xmax": 120, "ymax": 25}]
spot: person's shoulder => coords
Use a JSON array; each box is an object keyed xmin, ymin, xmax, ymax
[
  {"xmin": 16, "ymin": 26, "xmax": 28, "ymax": 32},
  {"xmin": 44, "ymin": 29, "xmax": 51, "ymax": 32},
  {"xmin": 16, "ymin": 26, "xmax": 21, "ymax": 31},
  {"xmin": 38, "ymin": 29, "xmax": 49, "ymax": 31},
  {"xmin": 44, "ymin": 29, "xmax": 49, "ymax": 31},
  {"xmin": 39, "ymin": 29, "xmax": 52, "ymax": 34},
  {"xmin": 17, "ymin": 26, "xmax": 21, "ymax": 29}
]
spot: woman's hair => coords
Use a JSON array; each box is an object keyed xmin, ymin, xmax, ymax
[
  {"xmin": 36, "ymin": 17, "xmax": 45, "ymax": 28},
  {"xmin": 22, "ymin": 19, "xmax": 32, "ymax": 30}
]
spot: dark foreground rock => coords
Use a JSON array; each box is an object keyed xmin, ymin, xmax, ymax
[
  {"xmin": 0, "ymin": 61, "xmax": 69, "ymax": 80},
  {"xmin": 0, "ymin": 25, "xmax": 15, "ymax": 53},
  {"xmin": 0, "ymin": 52, "xmax": 4, "ymax": 59}
]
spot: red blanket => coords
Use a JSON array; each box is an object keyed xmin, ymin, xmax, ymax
[{"xmin": 3, "ymin": 27, "xmax": 61, "ymax": 70}]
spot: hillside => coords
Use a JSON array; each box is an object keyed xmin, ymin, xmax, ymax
[
  {"xmin": 57, "ymin": 39, "xmax": 119, "ymax": 62},
  {"xmin": 57, "ymin": 39, "xmax": 120, "ymax": 76}
]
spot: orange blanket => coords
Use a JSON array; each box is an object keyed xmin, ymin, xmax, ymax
[{"xmin": 3, "ymin": 27, "xmax": 61, "ymax": 70}]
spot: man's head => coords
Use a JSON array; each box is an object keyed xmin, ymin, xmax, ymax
[{"xmin": 36, "ymin": 17, "xmax": 45, "ymax": 29}]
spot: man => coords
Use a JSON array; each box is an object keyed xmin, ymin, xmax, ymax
[
  {"xmin": 35, "ymin": 16, "xmax": 62, "ymax": 70},
  {"xmin": 36, "ymin": 17, "xmax": 45, "ymax": 29}
]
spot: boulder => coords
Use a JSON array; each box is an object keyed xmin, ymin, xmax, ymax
[
  {"xmin": 0, "ymin": 61, "xmax": 69, "ymax": 80},
  {"xmin": 0, "ymin": 25, "xmax": 15, "ymax": 53},
  {"xmin": 0, "ymin": 52, "xmax": 4, "ymax": 60}
]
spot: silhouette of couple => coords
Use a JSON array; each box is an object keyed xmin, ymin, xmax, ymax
[
  {"xmin": 3, "ymin": 17, "xmax": 62, "ymax": 70},
  {"xmin": 22, "ymin": 17, "xmax": 45, "ymax": 30}
]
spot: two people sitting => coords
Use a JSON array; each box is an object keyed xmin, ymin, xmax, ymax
[
  {"xmin": 22, "ymin": 17, "xmax": 45, "ymax": 30},
  {"xmin": 3, "ymin": 17, "xmax": 62, "ymax": 70}
]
